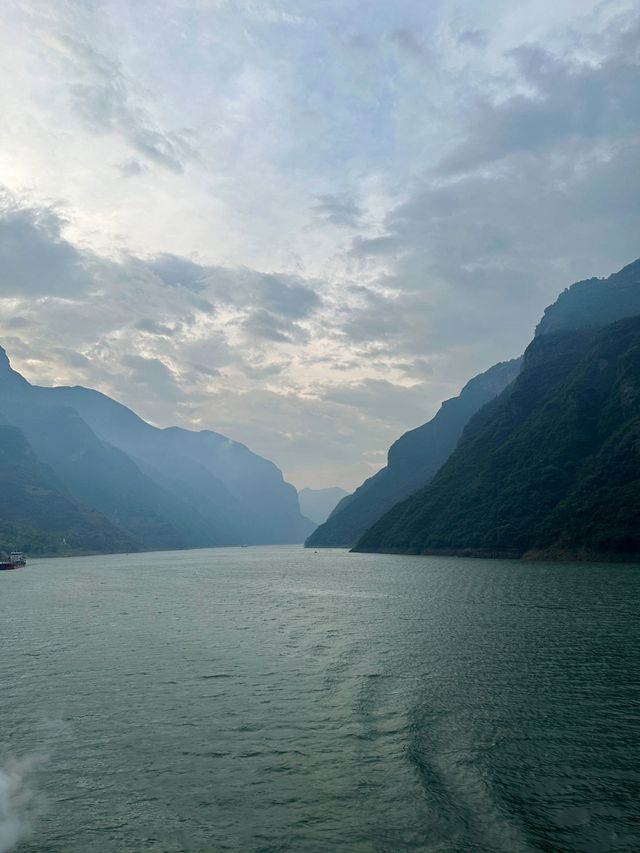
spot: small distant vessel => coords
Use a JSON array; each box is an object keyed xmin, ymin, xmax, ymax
[{"xmin": 0, "ymin": 551, "xmax": 26, "ymax": 571}]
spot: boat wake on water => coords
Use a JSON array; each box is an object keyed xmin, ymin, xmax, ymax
[{"xmin": 0, "ymin": 755, "xmax": 41, "ymax": 853}]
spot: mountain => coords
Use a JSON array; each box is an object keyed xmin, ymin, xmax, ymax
[
  {"xmin": 536, "ymin": 258, "xmax": 640, "ymax": 337},
  {"xmin": 356, "ymin": 315, "xmax": 640, "ymax": 560},
  {"xmin": 32, "ymin": 384, "xmax": 314, "ymax": 545},
  {"xmin": 305, "ymin": 359, "xmax": 521, "ymax": 548},
  {"xmin": 298, "ymin": 487, "xmax": 349, "ymax": 525},
  {"xmin": 355, "ymin": 257, "xmax": 640, "ymax": 560},
  {"xmin": 0, "ymin": 424, "xmax": 134, "ymax": 556},
  {"xmin": 0, "ymin": 347, "xmax": 314, "ymax": 552}
]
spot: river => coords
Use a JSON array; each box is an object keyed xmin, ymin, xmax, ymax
[{"xmin": 1, "ymin": 546, "xmax": 639, "ymax": 851}]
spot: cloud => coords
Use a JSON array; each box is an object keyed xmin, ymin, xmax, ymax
[
  {"xmin": 258, "ymin": 273, "xmax": 320, "ymax": 319},
  {"xmin": 120, "ymin": 353, "xmax": 185, "ymax": 400},
  {"xmin": 242, "ymin": 308, "xmax": 310, "ymax": 344},
  {"xmin": 135, "ymin": 318, "xmax": 177, "ymax": 337},
  {"xmin": 117, "ymin": 159, "xmax": 146, "ymax": 178},
  {"xmin": 338, "ymin": 286, "xmax": 409, "ymax": 345},
  {"xmin": 457, "ymin": 28, "xmax": 488, "ymax": 48},
  {"xmin": 50, "ymin": 34, "xmax": 196, "ymax": 173},
  {"xmin": 147, "ymin": 255, "xmax": 209, "ymax": 292},
  {"xmin": 311, "ymin": 193, "xmax": 364, "ymax": 228},
  {"xmin": 0, "ymin": 0, "xmax": 638, "ymax": 489},
  {"xmin": 0, "ymin": 200, "xmax": 92, "ymax": 296},
  {"xmin": 388, "ymin": 28, "xmax": 431, "ymax": 60},
  {"xmin": 325, "ymin": 377, "xmax": 434, "ymax": 427},
  {"xmin": 344, "ymin": 6, "xmax": 640, "ymax": 370},
  {"xmin": 441, "ymin": 16, "xmax": 640, "ymax": 175}
]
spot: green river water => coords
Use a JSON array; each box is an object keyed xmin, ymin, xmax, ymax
[{"xmin": 1, "ymin": 546, "xmax": 639, "ymax": 852}]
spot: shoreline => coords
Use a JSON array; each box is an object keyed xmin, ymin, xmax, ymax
[{"xmin": 351, "ymin": 546, "xmax": 640, "ymax": 564}]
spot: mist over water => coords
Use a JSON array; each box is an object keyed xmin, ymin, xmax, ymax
[{"xmin": 1, "ymin": 547, "xmax": 639, "ymax": 852}]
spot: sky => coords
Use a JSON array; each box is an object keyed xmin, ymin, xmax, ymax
[{"xmin": 0, "ymin": 0, "xmax": 639, "ymax": 490}]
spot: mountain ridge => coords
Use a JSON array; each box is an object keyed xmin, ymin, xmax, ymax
[
  {"xmin": 305, "ymin": 357, "xmax": 522, "ymax": 548},
  {"xmin": 0, "ymin": 347, "xmax": 314, "ymax": 552},
  {"xmin": 0, "ymin": 423, "xmax": 135, "ymax": 556},
  {"xmin": 298, "ymin": 487, "xmax": 349, "ymax": 525},
  {"xmin": 355, "ymin": 314, "xmax": 640, "ymax": 560}
]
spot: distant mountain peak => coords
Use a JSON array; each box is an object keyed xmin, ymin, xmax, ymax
[
  {"xmin": 298, "ymin": 486, "xmax": 349, "ymax": 525},
  {"xmin": 0, "ymin": 342, "xmax": 315, "ymax": 550},
  {"xmin": 536, "ymin": 257, "xmax": 640, "ymax": 337},
  {"xmin": 0, "ymin": 344, "xmax": 12, "ymax": 372},
  {"xmin": 0, "ymin": 344, "xmax": 29, "ymax": 389}
]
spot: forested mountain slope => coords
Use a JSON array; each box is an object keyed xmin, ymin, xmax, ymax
[
  {"xmin": 356, "ymin": 317, "xmax": 640, "ymax": 560},
  {"xmin": 0, "ymin": 424, "xmax": 134, "ymax": 555},
  {"xmin": 536, "ymin": 258, "xmax": 640, "ymax": 337},
  {"xmin": 306, "ymin": 358, "xmax": 521, "ymax": 547}
]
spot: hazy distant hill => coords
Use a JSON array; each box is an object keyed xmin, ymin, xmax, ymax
[
  {"xmin": 356, "ymin": 259, "xmax": 640, "ymax": 560},
  {"xmin": 34, "ymin": 385, "xmax": 314, "ymax": 545},
  {"xmin": 0, "ymin": 348, "xmax": 314, "ymax": 552},
  {"xmin": 0, "ymin": 423, "xmax": 134, "ymax": 556},
  {"xmin": 298, "ymin": 487, "xmax": 349, "ymax": 525},
  {"xmin": 306, "ymin": 359, "xmax": 521, "ymax": 548}
]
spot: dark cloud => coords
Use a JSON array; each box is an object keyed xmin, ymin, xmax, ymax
[
  {"xmin": 311, "ymin": 193, "xmax": 364, "ymax": 228},
  {"xmin": 349, "ymin": 234, "xmax": 403, "ymax": 258},
  {"xmin": 241, "ymin": 360, "xmax": 286, "ymax": 379},
  {"xmin": 345, "ymin": 9, "xmax": 640, "ymax": 371},
  {"xmin": 0, "ymin": 202, "xmax": 92, "ymax": 296},
  {"xmin": 179, "ymin": 338, "xmax": 235, "ymax": 371},
  {"xmin": 457, "ymin": 28, "xmax": 488, "ymax": 48},
  {"xmin": 52, "ymin": 347, "xmax": 93, "ymax": 371},
  {"xmin": 188, "ymin": 363, "xmax": 221, "ymax": 379},
  {"xmin": 242, "ymin": 309, "xmax": 310, "ymax": 344},
  {"xmin": 441, "ymin": 17, "xmax": 640, "ymax": 175},
  {"xmin": 388, "ymin": 29, "xmax": 431, "ymax": 60},
  {"xmin": 338, "ymin": 286, "xmax": 409, "ymax": 345},
  {"xmin": 135, "ymin": 318, "xmax": 177, "ymax": 337},
  {"xmin": 146, "ymin": 259, "xmax": 321, "ymax": 333},
  {"xmin": 398, "ymin": 358, "xmax": 434, "ymax": 379},
  {"xmin": 147, "ymin": 255, "xmax": 208, "ymax": 292},
  {"xmin": 121, "ymin": 353, "xmax": 185, "ymax": 400},
  {"xmin": 258, "ymin": 273, "xmax": 320, "ymax": 319},
  {"xmin": 4, "ymin": 316, "xmax": 30, "ymax": 329}
]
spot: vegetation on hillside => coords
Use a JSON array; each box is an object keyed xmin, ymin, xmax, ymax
[
  {"xmin": 0, "ymin": 425, "xmax": 135, "ymax": 556},
  {"xmin": 536, "ymin": 258, "xmax": 640, "ymax": 336},
  {"xmin": 306, "ymin": 358, "xmax": 521, "ymax": 547},
  {"xmin": 355, "ymin": 317, "xmax": 640, "ymax": 559}
]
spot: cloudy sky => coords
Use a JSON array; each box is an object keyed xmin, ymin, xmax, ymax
[{"xmin": 0, "ymin": 0, "xmax": 639, "ymax": 489}]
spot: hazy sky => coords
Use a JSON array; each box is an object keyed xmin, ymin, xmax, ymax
[{"xmin": 1, "ymin": 0, "xmax": 639, "ymax": 489}]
